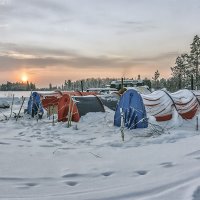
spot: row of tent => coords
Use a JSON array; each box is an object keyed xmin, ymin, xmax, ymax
[
  {"xmin": 27, "ymin": 91, "xmax": 106, "ymax": 122},
  {"xmin": 27, "ymin": 88, "xmax": 200, "ymax": 130},
  {"xmin": 27, "ymin": 89, "xmax": 148, "ymax": 130}
]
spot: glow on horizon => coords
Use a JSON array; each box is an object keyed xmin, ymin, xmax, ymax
[
  {"xmin": 21, "ymin": 74, "xmax": 28, "ymax": 82},
  {"xmin": 14, "ymin": 63, "xmax": 173, "ymax": 88}
]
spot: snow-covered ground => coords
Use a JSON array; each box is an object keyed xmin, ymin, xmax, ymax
[{"xmin": 1, "ymin": 92, "xmax": 200, "ymax": 200}]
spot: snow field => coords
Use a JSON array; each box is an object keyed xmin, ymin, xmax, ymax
[{"xmin": 1, "ymin": 93, "xmax": 200, "ymax": 199}]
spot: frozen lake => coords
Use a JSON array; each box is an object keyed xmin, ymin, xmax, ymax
[{"xmin": 0, "ymin": 91, "xmax": 33, "ymax": 98}]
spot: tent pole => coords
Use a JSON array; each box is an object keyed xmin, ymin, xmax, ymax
[
  {"xmin": 81, "ymin": 80, "xmax": 84, "ymax": 92},
  {"xmin": 52, "ymin": 104, "xmax": 55, "ymax": 126},
  {"xmin": 121, "ymin": 78, "xmax": 124, "ymax": 90},
  {"xmin": 69, "ymin": 100, "xmax": 75, "ymax": 127},
  {"xmin": 67, "ymin": 95, "xmax": 72, "ymax": 128},
  {"xmin": 120, "ymin": 108, "xmax": 125, "ymax": 141},
  {"xmin": 196, "ymin": 115, "xmax": 199, "ymax": 131}
]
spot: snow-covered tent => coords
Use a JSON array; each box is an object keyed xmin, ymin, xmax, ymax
[
  {"xmin": 55, "ymin": 94, "xmax": 105, "ymax": 122},
  {"xmin": 27, "ymin": 92, "xmax": 44, "ymax": 118},
  {"xmin": 114, "ymin": 89, "xmax": 148, "ymax": 129},
  {"xmin": 142, "ymin": 89, "xmax": 199, "ymax": 121}
]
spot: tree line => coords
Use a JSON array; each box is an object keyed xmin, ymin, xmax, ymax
[
  {"xmin": 0, "ymin": 81, "xmax": 36, "ymax": 91},
  {"xmin": 48, "ymin": 78, "xmax": 116, "ymax": 91}
]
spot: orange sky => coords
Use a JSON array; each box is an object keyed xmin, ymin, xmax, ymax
[{"xmin": 8, "ymin": 60, "xmax": 173, "ymax": 87}]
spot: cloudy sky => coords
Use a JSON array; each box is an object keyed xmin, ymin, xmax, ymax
[{"xmin": 0, "ymin": 0, "xmax": 200, "ymax": 87}]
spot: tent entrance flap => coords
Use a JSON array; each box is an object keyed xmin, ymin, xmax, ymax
[{"xmin": 114, "ymin": 89, "xmax": 148, "ymax": 129}]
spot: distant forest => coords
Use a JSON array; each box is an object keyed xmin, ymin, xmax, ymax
[
  {"xmin": 0, "ymin": 81, "xmax": 36, "ymax": 91},
  {"xmin": 1, "ymin": 35, "xmax": 200, "ymax": 92}
]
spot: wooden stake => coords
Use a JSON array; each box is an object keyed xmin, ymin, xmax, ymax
[
  {"xmin": 69, "ymin": 99, "xmax": 75, "ymax": 127},
  {"xmin": 81, "ymin": 80, "xmax": 84, "ymax": 92},
  {"xmin": 48, "ymin": 106, "xmax": 50, "ymax": 119},
  {"xmin": 16, "ymin": 96, "xmax": 25, "ymax": 121},
  {"xmin": 196, "ymin": 115, "xmax": 199, "ymax": 131},
  {"xmin": 67, "ymin": 95, "xmax": 72, "ymax": 128},
  {"xmin": 120, "ymin": 108, "xmax": 125, "ymax": 141},
  {"xmin": 10, "ymin": 94, "xmax": 14, "ymax": 118},
  {"xmin": 52, "ymin": 104, "xmax": 55, "ymax": 126}
]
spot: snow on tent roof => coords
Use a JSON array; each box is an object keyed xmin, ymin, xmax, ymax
[{"xmin": 142, "ymin": 89, "xmax": 200, "ymax": 121}]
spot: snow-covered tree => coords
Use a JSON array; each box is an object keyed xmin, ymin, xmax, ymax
[
  {"xmin": 190, "ymin": 35, "xmax": 200, "ymax": 88},
  {"xmin": 171, "ymin": 54, "xmax": 190, "ymax": 89},
  {"xmin": 152, "ymin": 70, "xmax": 160, "ymax": 89}
]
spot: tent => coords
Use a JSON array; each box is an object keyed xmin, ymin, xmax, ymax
[
  {"xmin": 142, "ymin": 90, "xmax": 173, "ymax": 121},
  {"xmin": 114, "ymin": 89, "xmax": 148, "ymax": 129},
  {"xmin": 142, "ymin": 89, "xmax": 200, "ymax": 121},
  {"xmin": 55, "ymin": 94, "xmax": 105, "ymax": 122},
  {"xmin": 27, "ymin": 92, "xmax": 44, "ymax": 118},
  {"xmin": 74, "ymin": 96, "xmax": 105, "ymax": 117}
]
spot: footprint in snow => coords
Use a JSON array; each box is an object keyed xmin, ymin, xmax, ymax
[
  {"xmin": 192, "ymin": 186, "xmax": 200, "ymax": 200},
  {"xmin": 101, "ymin": 171, "xmax": 114, "ymax": 177},
  {"xmin": 62, "ymin": 173, "xmax": 83, "ymax": 178},
  {"xmin": 46, "ymin": 139, "xmax": 53, "ymax": 143},
  {"xmin": 0, "ymin": 142, "xmax": 10, "ymax": 145},
  {"xmin": 160, "ymin": 162, "xmax": 174, "ymax": 168},
  {"xmin": 17, "ymin": 182, "xmax": 39, "ymax": 189},
  {"xmin": 65, "ymin": 181, "xmax": 78, "ymax": 186},
  {"xmin": 25, "ymin": 182, "xmax": 38, "ymax": 187},
  {"xmin": 135, "ymin": 170, "xmax": 148, "ymax": 176},
  {"xmin": 18, "ymin": 132, "xmax": 25, "ymax": 136}
]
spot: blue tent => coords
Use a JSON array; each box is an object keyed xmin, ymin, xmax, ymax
[
  {"xmin": 114, "ymin": 89, "xmax": 148, "ymax": 129},
  {"xmin": 27, "ymin": 92, "xmax": 44, "ymax": 118}
]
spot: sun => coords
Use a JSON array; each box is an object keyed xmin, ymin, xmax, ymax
[{"xmin": 21, "ymin": 74, "xmax": 28, "ymax": 82}]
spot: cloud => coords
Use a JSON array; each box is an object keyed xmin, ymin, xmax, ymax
[
  {"xmin": 0, "ymin": 42, "xmax": 179, "ymax": 72},
  {"xmin": 132, "ymin": 51, "xmax": 180, "ymax": 62},
  {"xmin": 0, "ymin": 0, "xmax": 71, "ymax": 25},
  {"xmin": 0, "ymin": 42, "xmax": 78, "ymax": 57},
  {"xmin": 0, "ymin": 54, "xmax": 134, "ymax": 71},
  {"xmin": 117, "ymin": 20, "xmax": 157, "ymax": 32}
]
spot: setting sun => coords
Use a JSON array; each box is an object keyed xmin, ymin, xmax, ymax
[{"xmin": 21, "ymin": 74, "xmax": 28, "ymax": 82}]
